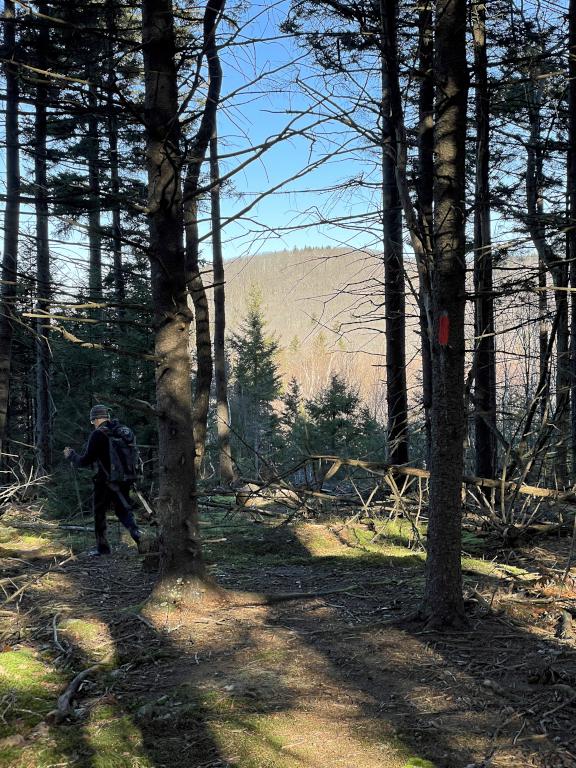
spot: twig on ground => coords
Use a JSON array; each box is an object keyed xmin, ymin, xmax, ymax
[
  {"xmin": 52, "ymin": 613, "xmax": 68, "ymax": 655},
  {"xmin": 0, "ymin": 553, "xmax": 76, "ymax": 606},
  {"xmin": 47, "ymin": 653, "xmax": 114, "ymax": 723}
]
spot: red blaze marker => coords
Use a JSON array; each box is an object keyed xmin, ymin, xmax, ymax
[{"xmin": 438, "ymin": 312, "xmax": 450, "ymax": 346}]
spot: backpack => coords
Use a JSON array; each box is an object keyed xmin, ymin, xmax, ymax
[{"xmin": 101, "ymin": 422, "xmax": 141, "ymax": 485}]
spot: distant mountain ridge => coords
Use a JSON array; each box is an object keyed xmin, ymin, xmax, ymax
[{"xmin": 222, "ymin": 247, "xmax": 422, "ymax": 412}]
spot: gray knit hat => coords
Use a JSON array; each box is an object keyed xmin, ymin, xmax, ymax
[{"xmin": 89, "ymin": 404, "xmax": 110, "ymax": 422}]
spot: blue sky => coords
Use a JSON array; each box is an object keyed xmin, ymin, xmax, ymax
[{"xmin": 208, "ymin": 1, "xmax": 384, "ymax": 260}]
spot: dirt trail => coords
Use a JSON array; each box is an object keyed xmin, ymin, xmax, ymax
[{"xmin": 1, "ymin": 508, "xmax": 576, "ymax": 767}]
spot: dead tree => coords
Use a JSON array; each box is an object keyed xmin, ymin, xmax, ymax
[
  {"xmin": 472, "ymin": 0, "xmax": 497, "ymax": 479},
  {"xmin": 183, "ymin": 0, "xmax": 226, "ymax": 476}
]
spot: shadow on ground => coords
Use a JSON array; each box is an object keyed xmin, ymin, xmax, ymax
[{"xmin": 1, "ymin": 507, "xmax": 576, "ymax": 767}]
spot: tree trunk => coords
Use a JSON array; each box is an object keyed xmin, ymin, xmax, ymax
[
  {"xmin": 87, "ymin": 83, "xmax": 103, "ymax": 305},
  {"xmin": 105, "ymin": 0, "xmax": 129, "ymax": 391},
  {"xmin": 211, "ymin": 127, "xmax": 235, "ymax": 485},
  {"xmin": 525, "ymin": 73, "xmax": 569, "ymax": 485},
  {"xmin": 34, "ymin": 6, "xmax": 52, "ymax": 474},
  {"xmin": 569, "ymin": 0, "xmax": 576, "ymax": 481},
  {"xmin": 416, "ymin": 1, "xmax": 433, "ymax": 466},
  {"xmin": 421, "ymin": 0, "xmax": 468, "ymax": 628},
  {"xmin": 142, "ymin": 0, "xmax": 203, "ymax": 590},
  {"xmin": 472, "ymin": 0, "xmax": 496, "ymax": 479},
  {"xmin": 0, "ymin": 0, "xmax": 20, "ymax": 459},
  {"xmin": 182, "ymin": 0, "xmax": 226, "ymax": 477},
  {"xmin": 538, "ymin": 257, "xmax": 549, "ymax": 424},
  {"xmin": 380, "ymin": 0, "xmax": 408, "ymax": 466},
  {"xmin": 105, "ymin": 0, "xmax": 125, "ymax": 313}
]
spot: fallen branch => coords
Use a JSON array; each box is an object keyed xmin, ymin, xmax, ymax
[
  {"xmin": 307, "ymin": 455, "xmax": 576, "ymax": 506},
  {"xmin": 0, "ymin": 553, "xmax": 76, "ymax": 606},
  {"xmin": 235, "ymin": 578, "xmax": 396, "ymax": 607},
  {"xmin": 47, "ymin": 653, "xmax": 114, "ymax": 723}
]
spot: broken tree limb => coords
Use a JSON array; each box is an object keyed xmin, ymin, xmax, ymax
[
  {"xmin": 306, "ymin": 455, "xmax": 576, "ymax": 506},
  {"xmin": 48, "ymin": 652, "xmax": 114, "ymax": 723},
  {"xmin": 0, "ymin": 553, "xmax": 76, "ymax": 606},
  {"xmin": 235, "ymin": 579, "xmax": 397, "ymax": 607}
]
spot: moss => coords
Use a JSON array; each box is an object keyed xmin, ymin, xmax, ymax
[
  {"xmin": 403, "ymin": 759, "xmax": 436, "ymax": 768},
  {"xmin": 86, "ymin": 702, "xmax": 154, "ymax": 768},
  {"xmin": 0, "ymin": 647, "xmax": 64, "ymax": 739}
]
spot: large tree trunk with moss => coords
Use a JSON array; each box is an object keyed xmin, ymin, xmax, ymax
[
  {"xmin": 421, "ymin": 0, "xmax": 468, "ymax": 628},
  {"xmin": 211, "ymin": 127, "xmax": 235, "ymax": 485},
  {"xmin": 0, "ymin": 0, "xmax": 20, "ymax": 460},
  {"xmin": 380, "ymin": 0, "xmax": 408, "ymax": 466},
  {"xmin": 34, "ymin": 6, "xmax": 52, "ymax": 474},
  {"xmin": 142, "ymin": 0, "xmax": 203, "ymax": 587},
  {"xmin": 183, "ymin": 0, "xmax": 226, "ymax": 477},
  {"xmin": 472, "ymin": 0, "xmax": 496, "ymax": 479}
]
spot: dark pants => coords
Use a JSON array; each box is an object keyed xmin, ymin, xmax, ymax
[{"xmin": 93, "ymin": 481, "xmax": 139, "ymax": 551}]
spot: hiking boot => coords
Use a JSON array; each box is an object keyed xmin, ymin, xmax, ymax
[
  {"xmin": 95, "ymin": 534, "xmax": 111, "ymax": 555},
  {"xmin": 88, "ymin": 545, "xmax": 111, "ymax": 557},
  {"xmin": 130, "ymin": 529, "xmax": 147, "ymax": 554}
]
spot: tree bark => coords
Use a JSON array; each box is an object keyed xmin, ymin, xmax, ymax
[
  {"xmin": 380, "ymin": 0, "xmax": 408, "ymax": 466},
  {"xmin": 568, "ymin": 0, "xmax": 576, "ymax": 482},
  {"xmin": 525, "ymin": 65, "xmax": 569, "ymax": 486},
  {"xmin": 210, "ymin": 127, "xmax": 235, "ymax": 485},
  {"xmin": 0, "ymin": 0, "xmax": 20, "ymax": 459},
  {"xmin": 182, "ymin": 0, "xmax": 226, "ymax": 477},
  {"xmin": 86, "ymin": 83, "xmax": 103, "ymax": 305},
  {"xmin": 472, "ymin": 0, "xmax": 496, "ymax": 479},
  {"xmin": 34, "ymin": 5, "xmax": 52, "ymax": 474},
  {"xmin": 416, "ymin": 1, "xmax": 433, "ymax": 466},
  {"xmin": 105, "ymin": 0, "xmax": 125, "ymax": 313},
  {"xmin": 142, "ymin": 0, "xmax": 203, "ymax": 588},
  {"xmin": 421, "ymin": 0, "xmax": 468, "ymax": 628}
]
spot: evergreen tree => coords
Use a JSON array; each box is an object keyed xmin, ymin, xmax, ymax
[
  {"xmin": 304, "ymin": 374, "xmax": 361, "ymax": 457},
  {"xmin": 278, "ymin": 376, "xmax": 307, "ymax": 471},
  {"xmin": 229, "ymin": 287, "xmax": 282, "ymax": 474}
]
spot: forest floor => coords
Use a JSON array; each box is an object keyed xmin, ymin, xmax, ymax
[{"xmin": 1, "ymin": 501, "xmax": 576, "ymax": 768}]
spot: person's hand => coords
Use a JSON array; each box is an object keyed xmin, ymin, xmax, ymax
[{"xmin": 63, "ymin": 447, "xmax": 73, "ymax": 459}]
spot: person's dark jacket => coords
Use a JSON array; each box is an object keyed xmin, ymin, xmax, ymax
[{"xmin": 69, "ymin": 420, "xmax": 116, "ymax": 481}]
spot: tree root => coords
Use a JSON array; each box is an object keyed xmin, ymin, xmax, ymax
[{"xmin": 47, "ymin": 653, "xmax": 114, "ymax": 724}]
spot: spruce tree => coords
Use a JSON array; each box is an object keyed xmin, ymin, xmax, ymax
[
  {"xmin": 304, "ymin": 374, "xmax": 361, "ymax": 457},
  {"xmin": 229, "ymin": 288, "xmax": 282, "ymax": 475}
]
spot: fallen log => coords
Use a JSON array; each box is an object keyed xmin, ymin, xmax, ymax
[{"xmin": 306, "ymin": 455, "xmax": 576, "ymax": 506}]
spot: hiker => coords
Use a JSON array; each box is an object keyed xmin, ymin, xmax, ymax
[{"xmin": 63, "ymin": 404, "xmax": 144, "ymax": 556}]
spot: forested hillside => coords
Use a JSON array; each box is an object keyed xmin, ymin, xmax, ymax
[{"xmin": 224, "ymin": 246, "xmax": 420, "ymax": 408}]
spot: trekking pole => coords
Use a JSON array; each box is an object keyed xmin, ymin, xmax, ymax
[
  {"xmin": 71, "ymin": 467, "xmax": 84, "ymax": 518},
  {"xmin": 134, "ymin": 488, "xmax": 156, "ymax": 520}
]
